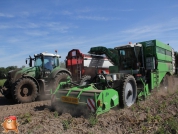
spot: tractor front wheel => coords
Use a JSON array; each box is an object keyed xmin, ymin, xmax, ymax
[
  {"xmin": 13, "ymin": 78, "xmax": 38, "ymax": 103},
  {"xmin": 120, "ymin": 75, "xmax": 137, "ymax": 108}
]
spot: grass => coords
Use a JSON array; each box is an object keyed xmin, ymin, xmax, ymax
[
  {"xmin": 19, "ymin": 113, "xmax": 32, "ymax": 124},
  {"xmin": 88, "ymin": 113, "xmax": 98, "ymax": 127},
  {"xmin": 53, "ymin": 111, "xmax": 59, "ymax": 118},
  {"xmin": 153, "ymin": 89, "xmax": 178, "ymax": 134},
  {"xmin": 62, "ymin": 119, "xmax": 72, "ymax": 130},
  {"xmin": 0, "ymin": 79, "xmax": 6, "ymax": 87},
  {"xmin": 155, "ymin": 117, "xmax": 178, "ymax": 134}
]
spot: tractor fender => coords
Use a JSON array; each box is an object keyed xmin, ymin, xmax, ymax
[
  {"xmin": 22, "ymin": 75, "xmax": 40, "ymax": 93},
  {"xmin": 50, "ymin": 68, "xmax": 72, "ymax": 78}
]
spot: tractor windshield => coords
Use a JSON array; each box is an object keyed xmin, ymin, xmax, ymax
[
  {"xmin": 118, "ymin": 48, "xmax": 137, "ymax": 70},
  {"xmin": 34, "ymin": 56, "xmax": 43, "ymax": 67},
  {"xmin": 34, "ymin": 56, "xmax": 59, "ymax": 70},
  {"xmin": 44, "ymin": 56, "xmax": 59, "ymax": 70}
]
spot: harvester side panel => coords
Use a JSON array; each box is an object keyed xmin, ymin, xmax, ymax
[{"xmin": 141, "ymin": 40, "xmax": 175, "ymax": 87}]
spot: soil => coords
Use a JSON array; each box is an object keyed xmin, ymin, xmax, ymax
[{"xmin": 0, "ymin": 77, "xmax": 178, "ymax": 134}]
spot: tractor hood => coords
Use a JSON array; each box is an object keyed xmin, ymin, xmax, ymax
[{"xmin": 7, "ymin": 67, "xmax": 40, "ymax": 83}]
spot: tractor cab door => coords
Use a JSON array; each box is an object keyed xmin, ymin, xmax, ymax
[
  {"xmin": 118, "ymin": 48, "xmax": 137, "ymax": 70},
  {"xmin": 34, "ymin": 56, "xmax": 53, "ymax": 78}
]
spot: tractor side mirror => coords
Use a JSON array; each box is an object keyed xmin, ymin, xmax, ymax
[{"xmin": 41, "ymin": 56, "xmax": 44, "ymax": 61}]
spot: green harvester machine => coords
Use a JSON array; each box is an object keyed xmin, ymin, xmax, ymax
[{"xmin": 51, "ymin": 39, "xmax": 175, "ymax": 115}]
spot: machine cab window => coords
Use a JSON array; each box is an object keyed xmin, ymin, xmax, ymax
[
  {"xmin": 34, "ymin": 57, "xmax": 42, "ymax": 67},
  {"xmin": 118, "ymin": 48, "xmax": 136, "ymax": 70},
  {"xmin": 44, "ymin": 56, "xmax": 59, "ymax": 70}
]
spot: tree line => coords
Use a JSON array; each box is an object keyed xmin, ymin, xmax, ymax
[{"xmin": 0, "ymin": 66, "xmax": 18, "ymax": 79}]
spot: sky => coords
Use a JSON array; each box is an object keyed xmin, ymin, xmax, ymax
[{"xmin": 0, "ymin": 0, "xmax": 178, "ymax": 68}]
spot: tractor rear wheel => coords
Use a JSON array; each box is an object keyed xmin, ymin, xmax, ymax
[
  {"xmin": 13, "ymin": 78, "xmax": 38, "ymax": 103},
  {"xmin": 79, "ymin": 75, "xmax": 91, "ymax": 86},
  {"xmin": 51, "ymin": 72, "xmax": 71, "ymax": 110},
  {"xmin": 4, "ymin": 93, "xmax": 12, "ymax": 100},
  {"xmin": 1, "ymin": 80, "xmax": 13, "ymax": 99},
  {"xmin": 53, "ymin": 72, "xmax": 71, "ymax": 90},
  {"xmin": 120, "ymin": 75, "xmax": 137, "ymax": 108}
]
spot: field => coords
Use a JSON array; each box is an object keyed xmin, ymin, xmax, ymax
[
  {"xmin": 0, "ymin": 78, "xmax": 178, "ymax": 134},
  {"xmin": 0, "ymin": 79, "xmax": 6, "ymax": 87}
]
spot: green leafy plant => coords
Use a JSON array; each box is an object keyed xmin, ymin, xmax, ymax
[
  {"xmin": 88, "ymin": 113, "xmax": 98, "ymax": 127},
  {"xmin": 0, "ymin": 79, "xmax": 6, "ymax": 87},
  {"xmin": 20, "ymin": 113, "xmax": 32, "ymax": 124},
  {"xmin": 53, "ymin": 111, "xmax": 59, "ymax": 118},
  {"xmin": 155, "ymin": 117, "xmax": 178, "ymax": 134},
  {"xmin": 62, "ymin": 119, "xmax": 72, "ymax": 130}
]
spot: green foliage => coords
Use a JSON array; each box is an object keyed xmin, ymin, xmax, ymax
[
  {"xmin": 0, "ymin": 66, "xmax": 18, "ymax": 79},
  {"xmin": 0, "ymin": 79, "xmax": 6, "ymax": 87},
  {"xmin": 53, "ymin": 111, "xmax": 59, "ymax": 118},
  {"xmin": 20, "ymin": 113, "xmax": 32, "ymax": 124},
  {"xmin": 62, "ymin": 119, "xmax": 72, "ymax": 130},
  {"xmin": 88, "ymin": 113, "xmax": 98, "ymax": 127},
  {"xmin": 155, "ymin": 117, "xmax": 178, "ymax": 134}
]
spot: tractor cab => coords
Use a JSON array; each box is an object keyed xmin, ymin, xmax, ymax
[
  {"xmin": 115, "ymin": 43, "xmax": 143, "ymax": 74},
  {"xmin": 34, "ymin": 53, "xmax": 61, "ymax": 70},
  {"xmin": 26, "ymin": 52, "xmax": 61, "ymax": 78}
]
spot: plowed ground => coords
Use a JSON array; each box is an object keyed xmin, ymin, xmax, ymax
[{"xmin": 0, "ymin": 77, "xmax": 178, "ymax": 134}]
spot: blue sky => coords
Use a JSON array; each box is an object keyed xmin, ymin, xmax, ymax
[{"xmin": 0, "ymin": 0, "xmax": 178, "ymax": 68}]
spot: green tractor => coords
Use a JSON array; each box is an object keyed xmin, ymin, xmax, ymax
[
  {"xmin": 0, "ymin": 52, "xmax": 71, "ymax": 103},
  {"xmin": 51, "ymin": 39, "xmax": 175, "ymax": 115}
]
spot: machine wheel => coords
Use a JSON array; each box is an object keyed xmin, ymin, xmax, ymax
[
  {"xmin": 51, "ymin": 72, "xmax": 71, "ymax": 110},
  {"xmin": 13, "ymin": 78, "xmax": 38, "ymax": 103},
  {"xmin": 160, "ymin": 75, "xmax": 168, "ymax": 90},
  {"xmin": 79, "ymin": 75, "xmax": 91, "ymax": 86},
  {"xmin": 160, "ymin": 74, "xmax": 175, "ymax": 91},
  {"xmin": 4, "ymin": 93, "xmax": 12, "ymax": 100},
  {"xmin": 120, "ymin": 75, "xmax": 137, "ymax": 108},
  {"xmin": 1, "ymin": 80, "xmax": 13, "ymax": 99},
  {"xmin": 53, "ymin": 72, "xmax": 71, "ymax": 91}
]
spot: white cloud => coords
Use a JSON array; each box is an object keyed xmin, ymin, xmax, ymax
[
  {"xmin": 24, "ymin": 30, "xmax": 49, "ymax": 36},
  {"xmin": 20, "ymin": 11, "xmax": 30, "ymax": 17},
  {"xmin": 0, "ymin": 13, "xmax": 14, "ymax": 18},
  {"xmin": 76, "ymin": 15, "xmax": 115, "ymax": 21},
  {"xmin": 76, "ymin": 8, "xmax": 93, "ymax": 13},
  {"xmin": 61, "ymin": 10, "xmax": 73, "ymax": 15},
  {"xmin": 0, "ymin": 24, "xmax": 11, "ymax": 29}
]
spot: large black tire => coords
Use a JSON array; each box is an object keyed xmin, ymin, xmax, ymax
[
  {"xmin": 79, "ymin": 75, "xmax": 91, "ymax": 86},
  {"xmin": 4, "ymin": 93, "xmax": 12, "ymax": 100},
  {"xmin": 120, "ymin": 75, "xmax": 137, "ymax": 108},
  {"xmin": 1, "ymin": 80, "xmax": 13, "ymax": 99},
  {"xmin": 51, "ymin": 72, "xmax": 71, "ymax": 110},
  {"xmin": 160, "ymin": 74, "xmax": 175, "ymax": 91},
  {"xmin": 53, "ymin": 72, "xmax": 71, "ymax": 90},
  {"xmin": 12, "ymin": 78, "xmax": 38, "ymax": 103},
  {"xmin": 160, "ymin": 74, "xmax": 168, "ymax": 91}
]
